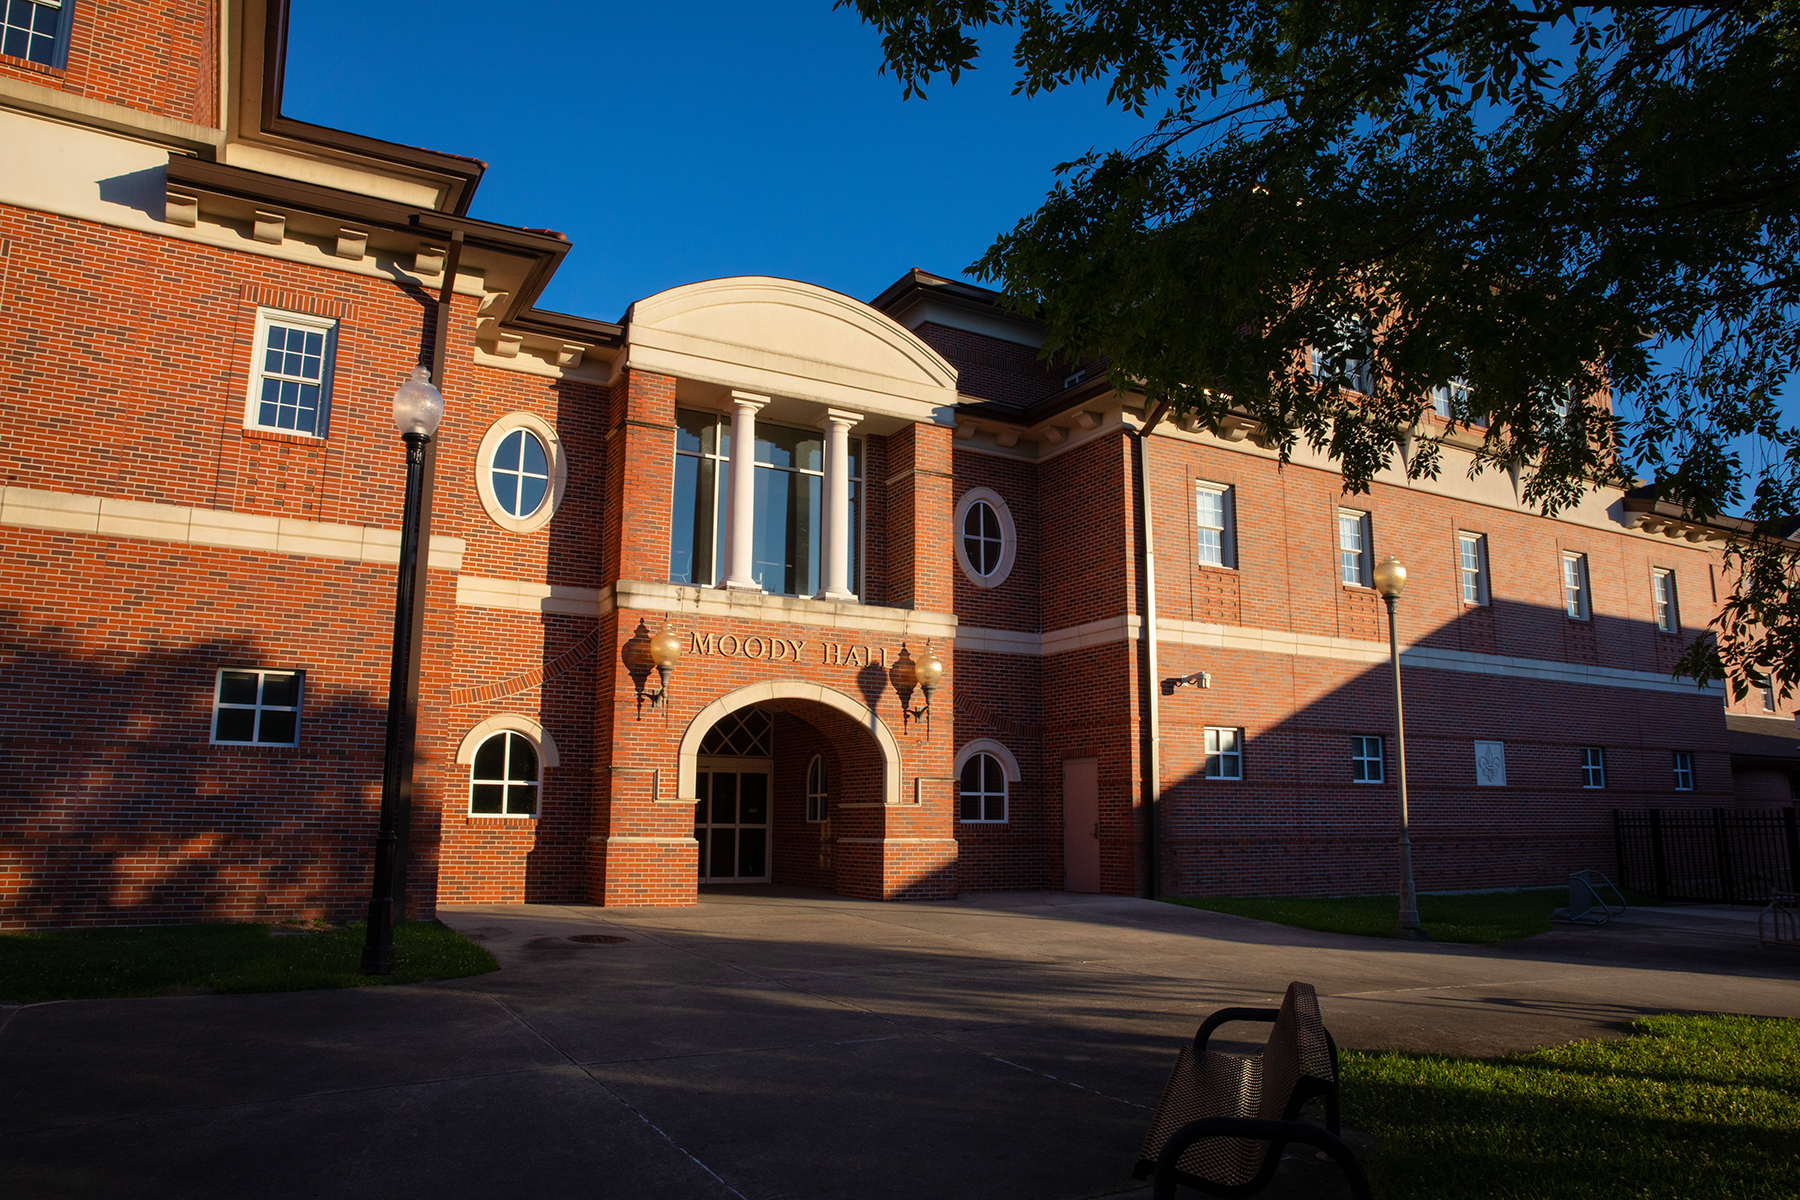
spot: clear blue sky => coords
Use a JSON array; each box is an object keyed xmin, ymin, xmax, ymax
[{"xmin": 284, "ymin": 1, "xmax": 1155, "ymax": 323}]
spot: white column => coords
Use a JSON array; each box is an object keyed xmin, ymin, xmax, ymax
[
  {"xmin": 816, "ymin": 407, "xmax": 862, "ymax": 601},
  {"xmin": 721, "ymin": 390, "xmax": 768, "ymax": 592}
]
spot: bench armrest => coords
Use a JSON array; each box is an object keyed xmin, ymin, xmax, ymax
[
  {"xmin": 1193, "ymin": 1006, "xmax": 1281, "ymax": 1055},
  {"xmin": 1152, "ymin": 1118, "xmax": 1371, "ymax": 1200}
]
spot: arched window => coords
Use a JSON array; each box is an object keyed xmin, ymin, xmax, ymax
[
  {"xmin": 806, "ymin": 754, "xmax": 828, "ymax": 822},
  {"xmin": 953, "ymin": 487, "xmax": 1017, "ymax": 588},
  {"xmin": 470, "ymin": 731, "xmax": 539, "ymax": 816},
  {"xmin": 491, "ymin": 428, "xmax": 550, "ymax": 519},
  {"xmin": 958, "ymin": 752, "xmax": 1007, "ymax": 823}
]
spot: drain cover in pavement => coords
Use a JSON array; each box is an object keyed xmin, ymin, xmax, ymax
[{"xmin": 568, "ymin": 934, "xmax": 630, "ymax": 944}]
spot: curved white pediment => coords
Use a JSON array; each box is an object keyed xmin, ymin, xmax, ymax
[{"xmin": 622, "ymin": 276, "xmax": 959, "ymax": 421}]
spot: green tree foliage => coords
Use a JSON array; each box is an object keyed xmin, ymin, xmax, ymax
[{"xmin": 842, "ymin": 1, "xmax": 1800, "ymax": 694}]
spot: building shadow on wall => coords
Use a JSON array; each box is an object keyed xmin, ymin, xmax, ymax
[
  {"xmin": 0, "ymin": 620, "xmax": 387, "ymax": 929},
  {"xmin": 1147, "ymin": 596, "xmax": 1740, "ymax": 901}
]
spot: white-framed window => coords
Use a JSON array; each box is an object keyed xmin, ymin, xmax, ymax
[
  {"xmin": 1338, "ymin": 510, "xmax": 1371, "ymax": 587},
  {"xmin": 2, "ymin": 0, "xmax": 72, "ymax": 69},
  {"xmin": 1457, "ymin": 532, "xmax": 1489, "ymax": 605},
  {"xmin": 1195, "ymin": 482, "xmax": 1235, "ymax": 568},
  {"xmin": 1581, "ymin": 747, "xmax": 1606, "ymax": 789},
  {"xmin": 475, "ymin": 412, "xmax": 567, "ymax": 534},
  {"xmin": 1351, "ymin": 735, "xmax": 1384, "ymax": 783},
  {"xmin": 953, "ymin": 487, "xmax": 1018, "ymax": 588},
  {"xmin": 1204, "ymin": 727, "xmax": 1243, "ymax": 780},
  {"xmin": 1430, "ymin": 378, "xmax": 1471, "ymax": 420},
  {"xmin": 1652, "ymin": 569, "xmax": 1678, "ymax": 633},
  {"xmin": 1672, "ymin": 750, "xmax": 1694, "ymax": 791},
  {"xmin": 469, "ymin": 730, "xmax": 540, "ymax": 817},
  {"xmin": 958, "ymin": 751, "xmax": 1007, "ymax": 822},
  {"xmin": 244, "ymin": 309, "xmax": 336, "ymax": 437},
  {"xmin": 806, "ymin": 754, "xmax": 828, "ymax": 822},
  {"xmin": 211, "ymin": 668, "xmax": 303, "ymax": 746},
  {"xmin": 1561, "ymin": 552, "xmax": 1590, "ymax": 620},
  {"xmin": 670, "ymin": 408, "xmax": 863, "ymax": 596},
  {"xmin": 1309, "ymin": 320, "xmax": 1374, "ymax": 394},
  {"xmin": 1760, "ymin": 677, "xmax": 1777, "ymax": 713}
]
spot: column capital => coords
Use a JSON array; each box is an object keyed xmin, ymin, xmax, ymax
[
  {"xmin": 817, "ymin": 406, "xmax": 864, "ymax": 430},
  {"xmin": 728, "ymin": 390, "xmax": 770, "ymax": 412}
]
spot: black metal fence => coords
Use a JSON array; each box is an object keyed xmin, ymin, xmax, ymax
[{"xmin": 1613, "ymin": 807, "xmax": 1800, "ymax": 904}]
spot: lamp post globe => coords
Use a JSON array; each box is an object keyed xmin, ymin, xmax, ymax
[
  {"xmin": 648, "ymin": 615, "xmax": 682, "ymax": 700},
  {"xmin": 392, "ymin": 366, "xmax": 444, "ymax": 438},
  {"xmin": 1373, "ymin": 555, "xmax": 1407, "ymax": 599}
]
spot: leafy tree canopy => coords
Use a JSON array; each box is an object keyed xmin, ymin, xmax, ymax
[{"xmin": 841, "ymin": 1, "xmax": 1800, "ymax": 695}]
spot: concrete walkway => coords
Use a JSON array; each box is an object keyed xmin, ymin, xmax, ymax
[{"xmin": 2, "ymin": 890, "xmax": 1796, "ymax": 1199}]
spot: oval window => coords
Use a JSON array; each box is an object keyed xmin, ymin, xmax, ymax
[
  {"xmin": 962, "ymin": 500, "xmax": 1003, "ymax": 577},
  {"xmin": 491, "ymin": 429, "xmax": 550, "ymax": 519}
]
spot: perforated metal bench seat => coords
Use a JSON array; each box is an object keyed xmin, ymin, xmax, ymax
[{"xmin": 1132, "ymin": 981, "xmax": 1369, "ymax": 1199}]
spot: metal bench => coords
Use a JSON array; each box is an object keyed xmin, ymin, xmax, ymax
[{"xmin": 1133, "ymin": 981, "xmax": 1370, "ymax": 1198}]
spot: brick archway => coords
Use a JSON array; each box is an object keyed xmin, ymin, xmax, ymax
[{"xmin": 676, "ymin": 681, "xmax": 902, "ymax": 806}]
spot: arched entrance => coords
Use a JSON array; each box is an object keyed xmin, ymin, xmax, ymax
[{"xmin": 678, "ymin": 682, "xmax": 902, "ymax": 895}]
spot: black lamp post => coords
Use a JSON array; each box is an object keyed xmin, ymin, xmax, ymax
[
  {"xmin": 362, "ymin": 366, "xmax": 446, "ymax": 975},
  {"xmin": 1372, "ymin": 555, "xmax": 1425, "ymax": 940}
]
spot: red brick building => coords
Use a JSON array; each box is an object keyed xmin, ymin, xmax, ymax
[{"xmin": 2, "ymin": 1, "xmax": 1792, "ymax": 928}]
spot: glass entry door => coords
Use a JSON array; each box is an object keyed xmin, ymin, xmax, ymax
[{"xmin": 696, "ymin": 769, "xmax": 770, "ymax": 883}]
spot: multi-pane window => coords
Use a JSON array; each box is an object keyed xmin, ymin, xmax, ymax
[
  {"xmin": 246, "ymin": 309, "xmax": 335, "ymax": 437},
  {"xmin": 212, "ymin": 668, "xmax": 303, "ymax": 746},
  {"xmin": 2, "ymin": 0, "xmax": 69, "ymax": 68},
  {"xmin": 1652, "ymin": 569, "xmax": 1678, "ymax": 633},
  {"xmin": 1351, "ymin": 735, "xmax": 1384, "ymax": 783},
  {"xmin": 669, "ymin": 409, "xmax": 862, "ymax": 596},
  {"xmin": 806, "ymin": 754, "xmax": 828, "ymax": 822},
  {"xmin": 1196, "ymin": 483, "xmax": 1234, "ymax": 568},
  {"xmin": 1338, "ymin": 510, "xmax": 1371, "ymax": 587},
  {"xmin": 1561, "ymin": 552, "xmax": 1590, "ymax": 620},
  {"xmin": 962, "ymin": 500, "xmax": 1004, "ymax": 578},
  {"xmin": 1457, "ymin": 533, "xmax": 1489, "ymax": 605},
  {"xmin": 1672, "ymin": 750, "xmax": 1695, "ymax": 791},
  {"xmin": 1431, "ymin": 379, "xmax": 1471, "ymax": 420},
  {"xmin": 1309, "ymin": 319, "xmax": 1374, "ymax": 394},
  {"xmin": 959, "ymin": 752, "xmax": 1007, "ymax": 822},
  {"xmin": 1761, "ymin": 677, "xmax": 1777, "ymax": 713},
  {"xmin": 1581, "ymin": 747, "xmax": 1606, "ymax": 789},
  {"xmin": 469, "ymin": 731, "xmax": 539, "ymax": 816},
  {"xmin": 490, "ymin": 428, "xmax": 551, "ymax": 519},
  {"xmin": 1204, "ymin": 727, "xmax": 1243, "ymax": 780}
]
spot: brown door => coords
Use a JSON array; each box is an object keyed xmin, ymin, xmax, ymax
[{"xmin": 1062, "ymin": 757, "xmax": 1100, "ymax": 892}]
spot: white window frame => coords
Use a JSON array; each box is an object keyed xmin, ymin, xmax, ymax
[
  {"xmin": 1457, "ymin": 532, "xmax": 1489, "ymax": 606},
  {"xmin": 1672, "ymin": 750, "xmax": 1695, "ymax": 791},
  {"xmin": 211, "ymin": 667, "xmax": 304, "ymax": 746},
  {"xmin": 1195, "ymin": 482, "xmax": 1235, "ymax": 569},
  {"xmin": 1561, "ymin": 552, "xmax": 1590, "ymax": 620},
  {"xmin": 953, "ymin": 487, "xmax": 1018, "ymax": 588},
  {"xmin": 1, "ymin": 0, "xmax": 73, "ymax": 70},
  {"xmin": 1581, "ymin": 746, "xmax": 1606, "ymax": 789},
  {"xmin": 466, "ymin": 729, "xmax": 542, "ymax": 818},
  {"xmin": 1204, "ymin": 727, "xmax": 1243, "ymax": 780},
  {"xmin": 1338, "ymin": 510, "xmax": 1371, "ymax": 588},
  {"xmin": 957, "ymin": 751, "xmax": 1009, "ymax": 823},
  {"xmin": 1760, "ymin": 677, "xmax": 1777, "ymax": 713},
  {"xmin": 1351, "ymin": 735, "xmax": 1384, "ymax": 783},
  {"xmin": 1651, "ymin": 568, "xmax": 1678, "ymax": 634},
  {"xmin": 1431, "ymin": 378, "xmax": 1471, "ymax": 420},
  {"xmin": 475, "ymin": 412, "xmax": 568, "ymax": 534},
  {"xmin": 243, "ymin": 308, "xmax": 337, "ymax": 438},
  {"xmin": 806, "ymin": 754, "xmax": 828, "ymax": 823}
]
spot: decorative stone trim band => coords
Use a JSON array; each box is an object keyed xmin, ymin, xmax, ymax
[
  {"xmin": 957, "ymin": 613, "xmax": 1724, "ymax": 697},
  {"xmin": 0, "ymin": 486, "xmax": 465, "ymax": 570}
]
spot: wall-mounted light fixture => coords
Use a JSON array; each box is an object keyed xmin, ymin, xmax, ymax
[
  {"xmin": 645, "ymin": 615, "xmax": 682, "ymax": 709},
  {"xmin": 1173, "ymin": 671, "xmax": 1213, "ymax": 690}
]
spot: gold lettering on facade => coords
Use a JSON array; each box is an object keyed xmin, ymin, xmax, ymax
[
  {"xmin": 744, "ymin": 635, "xmax": 767, "ymax": 659},
  {"xmin": 689, "ymin": 632, "xmax": 717, "ymax": 656},
  {"xmin": 718, "ymin": 633, "xmax": 740, "ymax": 656},
  {"xmin": 685, "ymin": 631, "xmax": 892, "ymax": 666}
]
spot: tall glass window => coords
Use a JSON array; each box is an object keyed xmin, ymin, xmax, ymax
[
  {"xmin": 1652, "ymin": 569, "xmax": 1678, "ymax": 633},
  {"xmin": 1338, "ymin": 510, "xmax": 1370, "ymax": 586},
  {"xmin": 1196, "ymin": 483, "xmax": 1234, "ymax": 568},
  {"xmin": 1561, "ymin": 552, "xmax": 1590, "ymax": 620},
  {"xmin": 669, "ymin": 409, "xmax": 861, "ymax": 596},
  {"xmin": 1458, "ymin": 533, "xmax": 1488, "ymax": 605}
]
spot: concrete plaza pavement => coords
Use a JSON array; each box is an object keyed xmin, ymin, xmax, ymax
[{"xmin": 2, "ymin": 889, "xmax": 1797, "ymax": 1199}]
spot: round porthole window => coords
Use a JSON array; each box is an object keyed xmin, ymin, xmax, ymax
[
  {"xmin": 953, "ymin": 487, "xmax": 1017, "ymax": 588},
  {"xmin": 475, "ymin": 412, "xmax": 566, "ymax": 534}
]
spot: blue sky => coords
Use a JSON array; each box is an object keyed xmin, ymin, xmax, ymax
[{"xmin": 284, "ymin": 1, "xmax": 1155, "ymax": 323}]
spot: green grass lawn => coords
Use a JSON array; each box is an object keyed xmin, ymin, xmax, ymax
[
  {"xmin": 1343, "ymin": 1014, "xmax": 1800, "ymax": 1199},
  {"xmin": 0, "ymin": 920, "xmax": 498, "ymax": 1003},
  {"xmin": 1166, "ymin": 889, "xmax": 1581, "ymax": 942}
]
